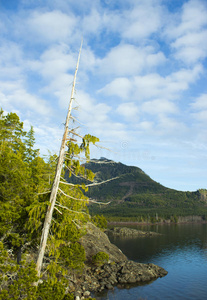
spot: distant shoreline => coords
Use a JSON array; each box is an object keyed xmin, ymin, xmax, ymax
[{"xmin": 108, "ymin": 220, "xmax": 207, "ymax": 226}]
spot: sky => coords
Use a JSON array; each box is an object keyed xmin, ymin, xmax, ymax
[{"xmin": 0, "ymin": 0, "xmax": 207, "ymax": 192}]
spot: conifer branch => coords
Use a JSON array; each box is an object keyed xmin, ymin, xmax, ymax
[{"xmin": 64, "ymin": 165, "xmax": 94, "ymax": 182}]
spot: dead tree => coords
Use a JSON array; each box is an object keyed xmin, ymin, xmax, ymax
[{"xmin": 35, "ymin": 43, "xmax": 82, "ymax": 278}]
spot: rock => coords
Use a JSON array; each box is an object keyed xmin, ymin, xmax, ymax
[
  {"xmin": 74, "ymin": 223, "xmax": 167, "ymax": 298},
  {"xmin": 107, "ymin": 226, "xmax": 161, "ymax": 237},
  {"xmin": 74, "ymin": 260, "xmax": 167, "ymax": 297},
  {"xmin": 79, "ymin": 223, "xmax": 127, "ymax": 262},
  {"xmin": 83, "ymin": 291, "xmax": 90, "ymax": 297}
]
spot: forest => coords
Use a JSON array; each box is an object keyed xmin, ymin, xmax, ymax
[
  {"xmin": 75, "ymin": 159, "xmax": 207, "ymax": 222},
  {"xmin": 0, "ymin": 109, "xmax": 100, "ymax": 299}
]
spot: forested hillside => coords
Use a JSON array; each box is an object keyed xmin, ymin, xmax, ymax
[{"xmin": 71, "ymin": 158, "xmax": 207, "ymax": 221}]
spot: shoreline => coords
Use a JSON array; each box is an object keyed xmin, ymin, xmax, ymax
[{"xmin": 108, "ymin": 220, "xmax": 207, "ymax": 226}]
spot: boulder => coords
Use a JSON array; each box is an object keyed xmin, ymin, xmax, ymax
[{"xmin": 79, "ymin": 223, "xmax": 127, "ymax": 262}]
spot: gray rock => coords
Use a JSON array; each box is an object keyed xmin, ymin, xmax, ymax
[
  {"xmin": 79, "ymin": 223, "xmax": 127, "ymax": 262},
  {"xmin": 73, "ymin": 223, "xmax": 168, "ymax": 298}
]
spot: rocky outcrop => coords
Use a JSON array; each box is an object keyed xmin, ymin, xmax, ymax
[
  {"xmin": 79, "ymin": 223, "xmax": 127, "ymax": 262},
  {"xmin": 69, "ymin": 260, "xmax": 167, "ymax": 299},
  {"xmin": 75, "ymin": 223, "xmax": 167, "ymax": 299},
  {"xmin": 107, "ymin": 226, "xmax": 161, "ymax": 237}
]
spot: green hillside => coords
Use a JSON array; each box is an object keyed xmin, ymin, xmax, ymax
[{"xmin": 68, "ymin": 158, "xmax": 207, "ymax": 221}]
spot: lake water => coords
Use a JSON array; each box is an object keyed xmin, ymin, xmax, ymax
[{"xmin": 95, "ymin": 223, "xmax": 207, "ymax": 300}]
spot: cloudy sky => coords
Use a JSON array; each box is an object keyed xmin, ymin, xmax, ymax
[{"xmin": 1, "ymin": 0, "xmax": 207, "ymax": 192}]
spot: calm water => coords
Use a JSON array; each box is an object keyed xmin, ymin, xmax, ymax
[{"xmin": 95, "ymin": 223, "xmax": 207, "ymax": 300}]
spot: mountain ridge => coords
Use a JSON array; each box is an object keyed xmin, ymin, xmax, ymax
[{"xmin": 68, "ymin": 158, "xmax": 207, "ymax": 220}]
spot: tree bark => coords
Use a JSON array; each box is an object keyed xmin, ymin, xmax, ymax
[{"xmin": 36, "ymin": 42, "xmax": 82, "ymax": 278}]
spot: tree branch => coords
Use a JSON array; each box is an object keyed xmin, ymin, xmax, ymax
[
  {"xmin": 85, "ymin": 176, "xmax": 119, "ymax": 187},
  {"xmin": 54, "ymin": 206, "xmax": 63, "ymax": 215},
  {"xmin": 55, "ymin": 202, "xmax": 89, "ymax": 215},
  {"xmin": 58, "ymin": 188, "xmax": 110, "ymax": 205},
  {"xmin": 37, "ymin": 190, "xmax": 51, "ymax": 195}
]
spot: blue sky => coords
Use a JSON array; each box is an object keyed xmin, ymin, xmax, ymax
[{"xmin": 0, "ymin": 0, "xmax": 207, "ymax": 192}]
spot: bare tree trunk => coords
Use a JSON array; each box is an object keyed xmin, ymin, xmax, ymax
[{"xmin": 36, "ymin": 43, "xmax": 82, "ymax": 278}]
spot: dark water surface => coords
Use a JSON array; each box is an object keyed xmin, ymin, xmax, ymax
[{"xmin": 95, "ymin": 223, "xmax": 207, "ymax": 300}]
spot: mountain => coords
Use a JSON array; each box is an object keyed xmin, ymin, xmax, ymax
[{"xmin": 68, "ymin": 158, "xmax": 207, "ymax": 220}]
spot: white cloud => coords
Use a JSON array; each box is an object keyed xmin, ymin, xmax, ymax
[
  {"xmin": 33, "ymin": 123, "xmax": 64, "ymax": 155},
  {"xmin": 77, "ymin": 90, "xmax": 111, "ymax": 123},
  {"xmin": 0, "ymin": 42, "xmax": 24, "ymax": 79},
  {"xmin": 157, "ymin": 115, "xmax": 187, "ymax": 135},
  {"xmin": 5, "ymin": 89, "xmax": 52, "ymax": 116},
  {"xmin": 191, "ymin": 94, "xmax": 207, "ymax": 123},
  {"xmin": 97, "ymin": 44, "xmax": 166, "ymax": 76},
  {"xmin": 192, "ymin": 110, "xmax": 207, "ymax": 123},
  {"xmin": 142, "ymin": 99, "xmax": 178, "ymax": 115},
  {"xmin": 27, "ymin": 10, "xmax": 77, "ymax": 43},
  {"xmin": 39, "ymin": 45, "xmax": 76, "ymax": 77},
  {"xmin": 133, "ymin": 64, "xmax": 203, "ymax": 101},
  {"xmin": 121, "ymin": 1, "xmax": 163, "ymax": 40},
  {"xmin": 191, "ymin": 94, "xmax": 207, "ymax": 110},
  {"xmin": 116, "ymin": 102, "xmax": 139, "ymax": 120},
  {"xmin": 177, "ymin": 0, "xmax": 207, "ymax": 35},
  {"xmin": 82, "ymin": 9, "xmax": 102, "ymax": 34},
  {"xmin": 166, "ymin": 0, "xmax": 207, "ymax": 64},
  {"xmin": 98, "ymin": 77, "xmax": 132, "ymax": 99}
]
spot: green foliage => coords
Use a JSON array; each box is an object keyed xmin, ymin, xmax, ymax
[
  {"xmin": 92, "ymin": 251, "xmax": 109, "ymax": 266},
  {"xmin": 37, "ymin": 281, "xmax": 69, "ymax": 300},
  {"xmin": 0, "ymin": 109, "xmax": 100, "ymax": 293},
  {"xmin": 0, "ymin": 241, "xmax": 73, "ymax": 300},
  {"xmin": 59, "ymin": 242, "xmax": 85, "ymax": 270},
  {"xmin": 92, "ymin": 215, "xmax": 107, "ymax": 229},
  {"xmin": 0, "ymin": 242, "xmax": 38, "ymax": 300}
]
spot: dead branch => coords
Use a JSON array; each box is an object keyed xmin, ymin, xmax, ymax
[
  {"xmin": 59, "ymin": 180, "xmax": 76, "ymax": 187},
  {"xmin": 54, "ymin": 206, "xmax": 63, "ymax": 215},
  {"xmin": 58, "ymin": 188, "xmax": 110, "ymax": 205},
  {"xmin": 55, "ymin": 202, "xmax": 89, "ymax": 215},
  {"xmin": 70, "ymin": 115, "xmax": 85, "ymax": 125},
  {"xmin": 85, "ymin": 176, "xmax": 119, "ymax": 187},
  {"xmin": 68, "ymin": 130, "xmax": 84, "ymax": 139},
  {"xmin": 37, "ymin": 190, "xmax": 51, "ymax": 195},
  {"xmin": 58, "ymin": 188, "xmax": 88, "ymax": 202}
]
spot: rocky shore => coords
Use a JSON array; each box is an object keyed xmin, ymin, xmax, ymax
[
  {"xmin": 70, "ymin": 223, "xmax": 168, "ymax": 299},
  {"xmin": 69, "ymin": 260, "xmax": 167, "ymax": 299},
  {"xmin": 107, "ymin": 226, "xmax": 162, "ymax": 237}
]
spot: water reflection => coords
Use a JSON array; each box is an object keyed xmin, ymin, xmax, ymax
[{"xmin": 101, "ymin": 223, "xmax": 207, "ymax": 299}]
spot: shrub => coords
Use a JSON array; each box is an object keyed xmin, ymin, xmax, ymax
[
  {"xmin": 59, "ymin": 242, "xmax": 85, "ymax": 269},
  {"xmin": 92, "ymin": 215, "xmax": 107, "ymax": 229},
  {"xmin": 92, "ymin": 252, "xmax": 109, "ymax": 266}
]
